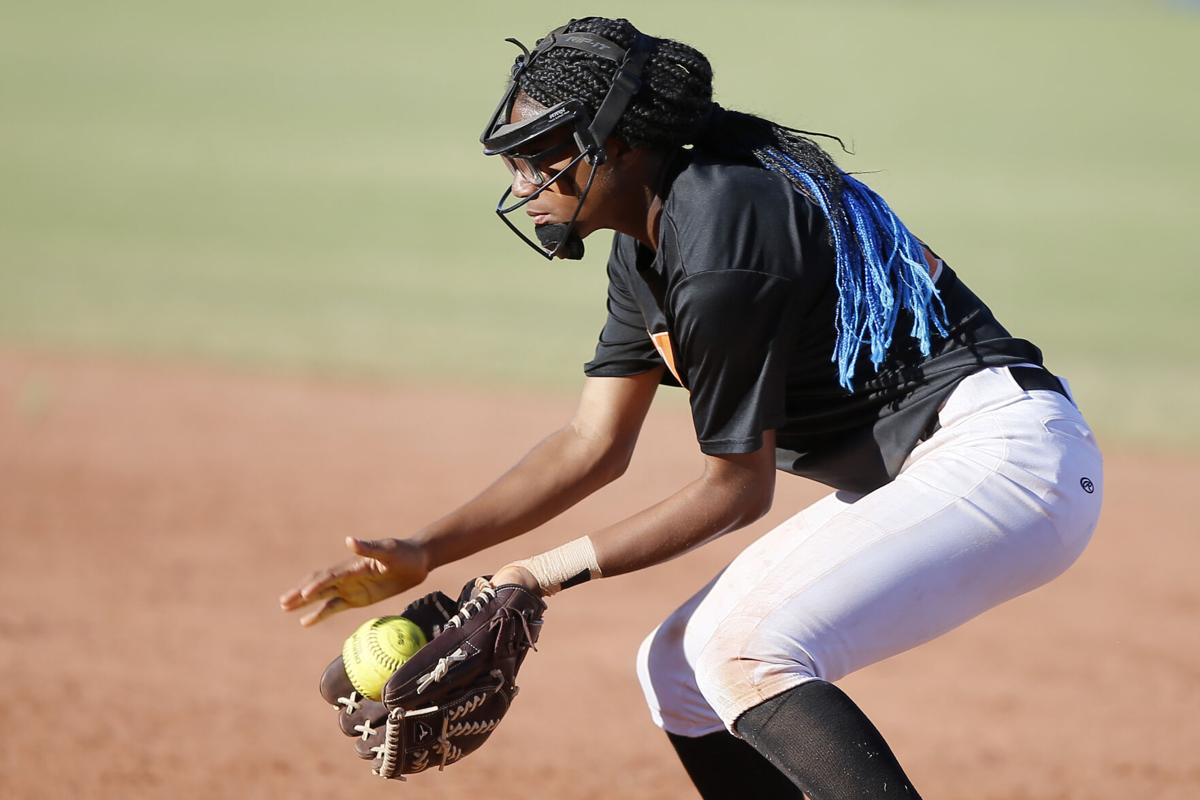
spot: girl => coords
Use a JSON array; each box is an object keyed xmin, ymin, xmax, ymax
[{"xmin": 281, "ymin": 17, "xmax": 1103, "ymax": 798}]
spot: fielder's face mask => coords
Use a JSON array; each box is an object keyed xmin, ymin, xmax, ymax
[{"xmin": 480, "ymin": 24, "xmax": 653, "ymax": 260}]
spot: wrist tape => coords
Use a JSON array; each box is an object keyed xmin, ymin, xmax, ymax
[{"xmin": 513, "ymin": 536, "xmax": 603, "ymax": 595}]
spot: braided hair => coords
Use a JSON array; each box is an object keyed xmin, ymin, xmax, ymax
[{"xmin": 515, "ymin": 17, "xmax": 947, "ymax": 391}]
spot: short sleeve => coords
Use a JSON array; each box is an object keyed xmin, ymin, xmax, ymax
[
  {"xmin": 669, "ymin": 270, "xmax": 802, "ymax": 454},
  {"xmin": 583, "ymin": 236, "xmax": 665, "ymax": 379}
]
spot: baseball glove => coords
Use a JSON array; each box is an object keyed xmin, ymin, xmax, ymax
[{"xmin": 319, "ymin": 578, "xmax": 546, "ymax": 779}]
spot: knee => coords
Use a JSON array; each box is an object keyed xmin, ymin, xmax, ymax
[
  {"xmin": 635, "ymin": 615, "xmax": 686, "ymax": 695},
  {"xmin": 634, "ymin": 625, "xmax": 661, "ymax": 690},
  {"xmin": 636, "ymin": 617, "xmax": 729, "ymax": 735},
  {"xmin": 692, "ymin": 629, "xmax": 753, "ymax": 712},
  {"xmin": 693, "ymin": 620, "xmax": 820, "ymax": 728}
]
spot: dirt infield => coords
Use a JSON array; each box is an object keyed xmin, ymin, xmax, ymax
[{"xmin": 2, "ymin": 349, "xmax": 1197, "ymax": 799}]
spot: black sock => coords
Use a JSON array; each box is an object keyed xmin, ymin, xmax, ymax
[
  {"xmin": 736, "ymin": 680, "xmax": 921, "ymax": 799},
  {"xmin": 667, "ymin": 729, "xmax": 805, "ymax": 799}
]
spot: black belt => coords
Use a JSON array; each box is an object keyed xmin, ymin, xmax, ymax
[{"xmin": 1009, "ymin": 366, "xmax": 1071, "ymax": 403}]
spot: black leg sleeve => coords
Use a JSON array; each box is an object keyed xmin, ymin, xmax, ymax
[
  {"xmin": 667, "ymin": 729, "xmax": 805, "ymax": 799},
  {"xmin": 735, "ymin": 680, "xmax": 922, "ymax": 799}
]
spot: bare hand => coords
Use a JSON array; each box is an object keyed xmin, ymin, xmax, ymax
[{"xmin": 278, "ymin": 537, "xmax": 430, "ymax": 626}]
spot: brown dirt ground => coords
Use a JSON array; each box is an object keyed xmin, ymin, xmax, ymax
[{"xmin": 1, "ymin": 349, "xmax": 1198, "ymax": 800}]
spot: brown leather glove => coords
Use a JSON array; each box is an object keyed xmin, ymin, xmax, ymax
[{"xmin": 318, "ymin": 579, "xmax": 545, "ymax": 779}]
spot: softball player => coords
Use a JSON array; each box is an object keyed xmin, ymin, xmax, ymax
[{"xmin": 281, "ymin": 17, "xmax": 1103, "ymax": 798}]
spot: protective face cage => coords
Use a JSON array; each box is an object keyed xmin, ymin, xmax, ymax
[{"xmin": 480, "ymin": 23, "xmax": 653, "ymax": 260}]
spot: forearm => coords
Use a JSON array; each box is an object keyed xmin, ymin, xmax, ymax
[
  {"xmin": 591, "ymin": 469, "xmax": 770, "ymax": 578},
  {"xmin": 412, "ymin": 423, "xmax": 624, "ymax": 570},
  {"xmin": 508, "ymin": 446, "xmax": 776, "ymax": 594}
]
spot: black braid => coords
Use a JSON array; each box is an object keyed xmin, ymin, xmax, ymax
[{"xmin": 514, "ymin": 17, "xmax": 847, "ymax": 200}]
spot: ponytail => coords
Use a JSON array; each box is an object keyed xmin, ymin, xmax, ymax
[
  {"xmin": 516, "ymin": 17, "xmax": 948, "ymax": 391},
  {"xmin": 694, "ymin": 103, "xmax": 948, "ymax": 390}
]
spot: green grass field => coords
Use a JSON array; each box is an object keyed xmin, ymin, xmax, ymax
[{"xmin": 2, "ymin": 1, "xmax": 1197, "ymax": 447}]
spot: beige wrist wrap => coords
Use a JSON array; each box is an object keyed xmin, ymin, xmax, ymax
[{"xmin": 513, "ymin": 536, "xmax": 603, "ymax": 596}]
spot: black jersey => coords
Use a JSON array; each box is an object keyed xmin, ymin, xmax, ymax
[{"xmin": 584, "ymin": 150, "xmax": 1044, "ymax": 493}]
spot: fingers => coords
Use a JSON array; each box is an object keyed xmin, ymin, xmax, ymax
[
  {"xmin": 279, "ymin": 570, "xmax": 337, "ymax": 611},
  {"xmin": 279, "ymin": 572, "xmax": 327, "ymax": 610},
  {"xmin": 346, "ymin": 536, "xmax": 393, "ymax": 560},
  {"xmin": 278, "ymin": 586, "xmax": 305, "ymax": 610},
  {"xmin": 300, "ymin": 595, "xmax": 349, "ymax": 627},
  {"xmin": 281, "ymin": 559, "xmax": 365, "ymax": 611},
  {"xmin": 279, "ymin": 537, "xmax": 401, "ymax": 619}
]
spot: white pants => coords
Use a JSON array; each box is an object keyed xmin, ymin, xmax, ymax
[{"xmin": 636, "ymin": 366, "xmax": 1104, "ymax": 736}]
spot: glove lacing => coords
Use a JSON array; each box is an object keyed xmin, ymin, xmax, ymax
[
  {"xmin": 374, "ymin": 585, "xmax": 541, "ymax": 779},
  {"xmin": 445, "ymin": 584, "xmax": 497, "ymax": 629},
  {"xmin": 413, "ymin": 585, "xmax": 499, "ymax": 695},
  {"xmin": 353, "ymin": 718, "xmax": 377, "ymax": 741},
  {"xmin": 490, "ymin": 603, "xmax": 539, "ymax": 656},
  {"xmin": 376, "ymin": 707, "xmax": 407, "ymax": 780},
  {"xmin": 336, "ymin": 690, "xmax": 362, "ymax": 716},
  {"xmin": 376, "ymin": 685, "xmax": 501, "ymax": 778},
  {"xmin": 416, "ymin": 648, "xmax": 469, "ymax": 694}
]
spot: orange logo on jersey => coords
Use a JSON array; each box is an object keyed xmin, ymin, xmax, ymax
[{"xmin": 650, "ymin": 330, "xmax": 683, "ymax": 386}]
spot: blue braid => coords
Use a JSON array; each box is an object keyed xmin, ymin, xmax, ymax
[{"xmin": 759, "ymin": 148, "xmax": 948, "ymax": 390}]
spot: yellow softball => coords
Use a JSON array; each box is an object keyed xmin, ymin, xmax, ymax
[{"xmin": 342, "ymin": 616, "xmax": 427, "ymax": 701}]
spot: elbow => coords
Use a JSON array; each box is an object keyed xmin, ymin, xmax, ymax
[
  {"xmin": 595, "ymin": 449, "xmax": 632, "ymax": 485},
  {"xmin": 700, "ymin": 448, "xmax": 777, "ymax": 531},
  {"xmin": 750, "ymin": 491, "xmax": 775, "ymax": 524},
  {"xmin": 732, "ymin": 486, "xmax": 774, "ymax": 528},
  {"xmin": 568, "ymin": 423, "xmax": 634, "ymax": 486},
  {"xmin": 712, "ymin": 475, "xmax": 774, "ymax": 530},
  {"xmin": 595, "ymin": 453, "xmax": 633, "ymax": 484}
]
